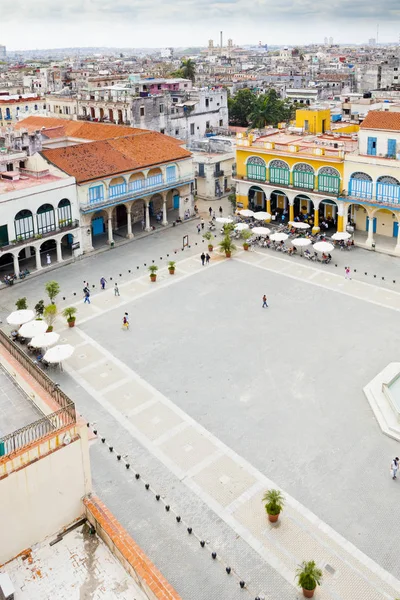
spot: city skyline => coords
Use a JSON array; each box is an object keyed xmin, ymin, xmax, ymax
[{"xmin": 1, "ymin": 0, "xmax": 400, "ymax": 51}]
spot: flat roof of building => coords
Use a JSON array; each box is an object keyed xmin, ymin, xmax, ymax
[
  {"xmin": 0, "ymin": 171, "xmax": 65, "ymax": 196},
  {"xmin": 1, "ymin": 525, "xmax": 147, "ymax": 600}
]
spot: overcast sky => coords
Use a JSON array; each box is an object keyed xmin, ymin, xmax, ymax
[{"xmin": 1, "ymin": 0, "xmax": 400, "ymax": 50}]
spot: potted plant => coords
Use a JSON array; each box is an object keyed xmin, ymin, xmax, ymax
[
  {"xmin": 262, "ymin": 489, "xmax": 284, "ymax": 523},
  {"xmin": 62, "ymin": 306, "xmax": 77, "ymax": 328},
  {"xmin": 43, "ymin": 304, "xmax": 57, "ymax": 332},
  {"xmin": 296, "ymin": 561, "xmax": 323, "ymax": 598},
  {"xmin": 241, "ymin": 229, "xmax": 253, "ymax": 251},
  {"xmin": 222, "ymin": 222, "xmax": 235, "ymax": 235},
  {"xmin": 168, "ymin": 261, "xmax": 176, "ymax": 275},
  {"xmin": 149, "ymin": 265, "xmax": 158, "ymax": 282},
  {"xmin": 219, "ymin": 234, "xmax": 236, "ymax": 258},
  {"xmin": 15, "ymin": 297, "xmax": 28, "ymax": 310},
  {"xmin": 203, "ymin": 231, "xmax": 214, "ymax": 252},
  {"xmin": 45, "ymin": 280, "xmax": 60, "ymax": 304}
]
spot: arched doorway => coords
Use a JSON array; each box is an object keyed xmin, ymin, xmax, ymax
[
  {"xmin": 18, "ymin": 246, "xmax": 36, "ymax": 273},
  {"xmin": 36, "ymin": 204, "xmax": 56, "ymax": 234},
  {"xmin": 60, "ymin": 233, "xmax": 74, "ymax": 259},
  {"xmin": 348, "ymin": 172, "xmax": 373, "ymax": 200},
  {"xmin": 293, "ymin": 163, "xmax": 315, "ymax": 191},
  {"xmin": 0, "ymin": 252, "xmax": 15, "ymax": 277},
  {"xmin": 318, "ymin": 199, "xmax": 338, "ymax": 231},
  {"xmin": 376, "ymin": 176, "xmax": 400, "ymax": 204},
  {"xmin": 99, "ymin": 107, "xmax": 104, "ymax": 121},
  {"xmin": 347, "ymin": 203, "xmax": 368, "ymax": 232},
  {"xmin": 108, "ymin": 109, "xmax": 114, "ymax": 122},
  {"xmin": 14, "ymin": 209, "xmax": 34, "ymax": 241},
  {"xmin": 58, "ymin": 199, "xmax": 72, "ymax": 227},
  {"xmin": 293, "ymin": 194, "xmax": 312, "ymax": 219},
  {"xmin": 248, "ymin": 186, "xmax": 266, "ymax": 211},
  {"xmin": 115, "ymin": 204, "xmax": 127, "ymax": 229},
  {"xmin": 371, "ymin": 208, "xmax": 400, "ymax": 251},
  {"xmin": 270, "ymin": 189, "xmax": 289, "ymax": 218},
  {"xmin": 91, "ymin": 210, "xmax": 108, "ymax": 247},
  {"xmin": 39, "ymin": 239, "xmax": 57, "ymax": 266},
  {"xmin": 149, "ymin": 194, "xmax": 163, "ymax": 222}
]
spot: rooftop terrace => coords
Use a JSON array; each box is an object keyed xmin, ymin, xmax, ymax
[{"xmin": 0, "ymin": 363, "xmax": 42, "ymax": 438}]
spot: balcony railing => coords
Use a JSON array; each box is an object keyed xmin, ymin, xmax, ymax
[
  {"xmin": 214, "ymin": 169, "xmax": 224, "ymax": 178},
  {"xmin": 82, "ymin": 174, "xmax": 194, "ymax": 212},
  {"xmin": 0, "ymin": 220, "xmax": 79, "ymax": 250}
]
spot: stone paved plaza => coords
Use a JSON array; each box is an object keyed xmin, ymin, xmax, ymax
[{"xmin": 2, "ymin": 205, "xmax": 400, "ymax": 599}]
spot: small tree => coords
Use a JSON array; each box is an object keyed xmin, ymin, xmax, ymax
[
  {"xmin": 228, "ymin": 191, "xmax": 237, "ymax": 212},
  {"xmin": 34, "ymin": 300, "xmax": 45, "ymax": 319},
  {"xmin": 241, "ymin": 229, "xmax": 253, "ymax": 249},
  {"xmin": 45, "ymin": 281, "xmax": 60, "ymax": 304},
  {"xmin": 43, "ymin": 304, "xmax": 57, "ymax": 331},
  {"xmin": 15, "ymin": 297, "xmax": 28, "ymax": 310}
]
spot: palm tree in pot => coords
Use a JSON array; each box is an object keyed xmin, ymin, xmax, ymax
[
  {"xmin": 168, "ymin": 261, "xmax": 176, "ymax": 275},
  {"xmin": 203, "ymin": 231, "xmax": 214, "ymax": 251},
  {"xmin": 241, "ymin": 229, "xmax": 253, "ymax": 250},
  {"xmin": 296, "ymin": 561, "xmax": 323, "ymax": 598},
  {"xmin": 149, "ymin": 265, "xmax": 158, "ymax": 281},
  {"xmin": 262, "ymin": 489, "xmax": 284, "ymax": 523},
  {"xmin": 62, "ymin": 306, "xmax": 77, "ymax": 328},
  {"xmin": 219, "ymin": 234, "xmax": 236, "ymax": 258}
]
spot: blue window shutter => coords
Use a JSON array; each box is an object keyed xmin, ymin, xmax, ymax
[
  {"xmin": 388, "ymin": 139, "xmax": 396, "ymax": 158},
  {"xmin": 367, "ymin": 137, "xmax": 377, "ymax": 156}
]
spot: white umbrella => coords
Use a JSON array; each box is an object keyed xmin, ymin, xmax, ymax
[
  {"xmin": 234, "ymin": 223, "xmax": 249, "ymax": 231},
  {"xmin": 30, "ymin": 332, "xmax": 60, "ymax": 349},
  {"xmin": 43, "ymin": 344, "xmax": 74, "ymax": 363},
  {"xmin": 253, "ymin": 212, "xmax": 272, "ymax": 221},
  {"xmin": 239, "ymin": 209, "xmax": 254, "ymax": 218},
  {"xmin": 6, "ymin": 310, "xmax": 35, "ymax": 326},
  {"xmin": 313, "ymin": 241, "xmax": 334, "ymax": 253},
  {"xmin": 18, "ymin": 319, "xmax": 48, "ymax": 338},
  {"xmin": 292, "ymin": 238, "xmax": 311, "ymax": 247},
  {"xmin": 252, "ymin": 227, "xmax": 271, "ymax": 236},
  {"xmin": 331, "ymin": 231, "xmax": 351, "ymax": 241},
  {"xmin": 270, "ymin": 232, "xmax": 289, "ymax": 242},
  {"xmin": 215, "ymin": 217, "xmax": 233, "ymax": 224},
  {"xmin": 291, "ymin": 222, "xmax": 310, "ymax": 230}
]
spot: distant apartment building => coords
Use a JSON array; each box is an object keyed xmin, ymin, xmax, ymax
[
  {"xmin": 0, "ymin": 45, "xmax": 6, "ymax": 60},
  {"xmin": 0, "ymin": 94, "xmax": 46, "ymax": 127},
  {"xmin": 191, "ymin": 137, "xmax": 235, "ymax": 201},
  {"xmin": 355, "ymin": 61, "xmax": 400, "ymax": 93},
  {"xmin": 131, "ymin": 88, "xmax": 229, "ymax": 143}
]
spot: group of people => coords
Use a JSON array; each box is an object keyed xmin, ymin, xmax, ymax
[{"xmin": 200, "ymin": 252, "xmax": 211, "ymax": 266}]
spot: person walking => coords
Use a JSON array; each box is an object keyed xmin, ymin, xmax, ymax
[
  {"xmin": 46, "ymin": 253, "xmax": 51, "ymax": 265},
  {"xmin": 200, "ymin": 252, "xmax": 206, "ymax": 266},
  {"xmin": 212, "ymin": 210, "xmax": 216, "ymax": 220},
  {"xmin": 100, "ymin": 276, "xmax": 107, "ymax": 290},
  {"xmin": 219, "ymin": 206, "xmax": 223, "ymax": 217},
  {"xmin": 114, "ymin": 283, "xmax": 120, "ymax": 296},
  {"xmin": 197, "ymin": 223, "xmax": 201, "ymax": 234},
  {"xmin": 122, "ymin": 312, "xmax": 129, "ymax": 330},
  {"xmin": 84, "ymin": 290, "xmax": 91, "ymax": 304},
  {"xmin": 344, "ymin": 266, "xmax": 351, "ymax": 280},
  {"xmin": 205, "ymin": 253, "xmax": 210, "ymax": 264},
  {"xmin": 262, "ymin": 294, "xmax": 268, "ymax": 308},
  {"xmin": 391, "ymin": 457, "xmax": 399, "ymax": 479},
  {"xmin": 209, "ymin": 206, "xmax": 212, "ymax": 217},
  {"xmin": 201, "ymin": 218, "xmax": 205, "ymax": 230}
]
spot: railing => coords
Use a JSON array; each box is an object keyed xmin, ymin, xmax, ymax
[
  {"xmin": 0, "ymin": 329, "xmax": 76, "ymax": 412},
  {"xmin": 0, "ymin": 220, "xmax": 79, "ymax": 250},
  {"xmin": 82, "ymin": 174, "xmax": 194, "ymax": 212},
  {"xmin": 214, "ymin": 169, "xmax": 224, "ymax": 177},
  {"xmin": 0, "ymin": 406, "xmax": 76, "ymax": 457}
]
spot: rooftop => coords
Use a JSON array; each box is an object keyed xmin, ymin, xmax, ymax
[
  {"xmin": 360, "ymin": 111, "xmax": 400, "ymax": 131},
  {"xmin": 41, "ymin": 133, "xmax": 192, "ymax": 183},
  {"xmin": 15, "ymin": 116, "xmax": 147, "ymax": 141},
  {"xmin": 0, "ymin": 170, "xmax": 64, "ymax": 196},
  {"xmin": 1, "ymin": 524, "xmax": 147, "ymax": 600},
  {"xmin": 0, "ymin": 363, "xmax": 42, "ymax": 438}
]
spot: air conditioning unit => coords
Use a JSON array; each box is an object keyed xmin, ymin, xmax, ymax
[{"xmin": 0, "ymin": 574, "xmax": 15, "ymax": 600}]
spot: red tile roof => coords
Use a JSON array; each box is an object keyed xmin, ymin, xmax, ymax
[
  {"xmin": 15, "ymin": 116, "xmax": 147, "ymax": 140},
  {"xmin": 360, "ymin": 111, "xmax": 400, "ymax": 131},
  {"xmin": 41, "ymin": 132, "xmax": 192, "ymax": 183}
]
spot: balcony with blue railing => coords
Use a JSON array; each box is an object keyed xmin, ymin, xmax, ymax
[{"xmin": 83, "ymin": 173, "xmax": 193, "ymax": 212}]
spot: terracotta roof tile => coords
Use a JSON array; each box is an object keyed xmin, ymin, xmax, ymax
[
  {"xmin": 360, "ymin": 111, "xmax": 400, "ymax": 131},
  {"xmin": 15, "ymin": 116, "xmax": 147, "ymax": 140},
  {"xmin": 41, "ymin": 132, "xmax": 192, "ymax": 183}
]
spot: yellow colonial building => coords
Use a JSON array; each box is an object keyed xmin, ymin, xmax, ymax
[{"xmin": 234, "ymin": 108, "xmax": 359, "ymax": 234}]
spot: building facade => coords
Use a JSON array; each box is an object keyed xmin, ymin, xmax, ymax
[{"xmin": 0, "ymin": 95, "xmax": 46, "ymax": 127}]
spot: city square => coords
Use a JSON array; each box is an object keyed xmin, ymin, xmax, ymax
[{"xmin": 2, "ymin": 217, "xmax": 400, "ymax": 599}]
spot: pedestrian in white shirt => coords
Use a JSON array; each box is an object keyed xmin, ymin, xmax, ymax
[{"xmin": 391, "ymin": 457, "xmax": 399, "ymax": 480}]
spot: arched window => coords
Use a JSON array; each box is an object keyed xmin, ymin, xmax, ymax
[
  {"xmin": 269, "ymin": 159, "xmax": 290, "ymax": 186},
  {"xmin": 349, "ymin": 172, "xmax": 373, "ymax": 200},
  {"xmin": 376, "ymin": 175, "xmax": 400, "ymax": 204},
  {"xmin": 293, "ymin": 163, "xmax": 315, "ymax": 190},
  {"xmin": 246, "ymin": 156, "xmax": 266, "ymax": 182},
  {"xmin": 58, "ymin": 199, "xmax": 72, "ymax": 226},
  {"xmin": 36, "ymin": 204, "xmax": 56, "ymax": 234},
  {"xmin": 318, "ymin": 166, "xmax": 340, "ymax": 194},
  {"xmin": 15, "ymin": 210, "xmax": 34, "ymax": 240}
]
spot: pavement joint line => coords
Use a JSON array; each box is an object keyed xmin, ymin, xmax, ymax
[
  {"xmin": 71, "ymin": 357, "xmax": 110, "ymax": 374},
  {"xmin": 182, "ymin": 449, "xmax": 225, "ymax": 479},
  {"xmin": 61, "ymin": 332, "xmax": 400, "ymax": 597},
  {"xmin": 152, "ymin": 422, "xmax": 190, "ymax": 447},
  {"xmin": 124, "ymin": 398, "xmax": 160, "ymax": 417},
  {"xmin": 88, "ymin": 424, "xmax": 255, "ymax": 598},
  {"xmin": 234, "ymin": 256, "xmax": 400, "ymax": 313},
  {"xmin": 224, "ymin": 481, "xmax": 266, "ymax": 515},
  {"xmin": 84, "ymin": 375, "xmax": 132, "ymax": 394}
]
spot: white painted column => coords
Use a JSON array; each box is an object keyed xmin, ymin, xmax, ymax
[
  {"xmin": 145, "ymin": 201, "xmax": 151, "ymax": 232},
  {"xmin": 366, "ymin": 214, "xmax": 375, "ymax": 248},
  {"xmin": 35, "ymin": 247, "xmax": 42, "ymax": 271},
  {"xmin": 162, "ymin": 196, "xmax": 168, "ymax": 226},
  {"xmin": 13, "ymin": 254, "xmax": 20, "ymax": 276},
  {"xmin": 56, "ymin": 240, "xmax": 63, "ymax": 262},
  {"xmin": 107, "ymin": 217, "xmax": 114, "ymax": 244},
  {"xmin": 126, "ymin": 208, "xmax": 133, "ymax": 238}
]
